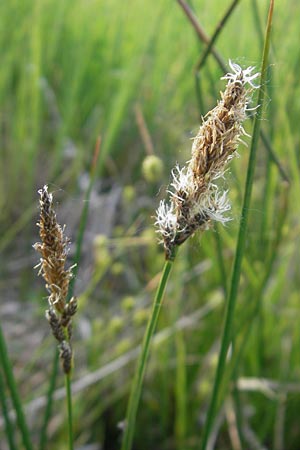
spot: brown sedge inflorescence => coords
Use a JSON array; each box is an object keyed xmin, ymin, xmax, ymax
[
  {"xmin": 155, "ymin": 61, "xmax": 259, "ymax": 260},
  {"xmin": 34, "ymin": 185, "xmax": 77, "ymax": 374}
]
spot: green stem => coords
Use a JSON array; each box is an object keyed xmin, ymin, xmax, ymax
[
  {"xmin": 200, "ymin": 2, "xmax": 274, "ymax": 448},
  {"xmin": 121, "ymin": 250, "xmax": 177, "ymax": 450},
  {"xmin": 0, "ymin": 367, "xmax": 17, "ymax": 450},
  {"xmin": 65, "ymin": 373, "xmax": 74, "ymax": 450},
  {"xmin": 0, "ymin": 327, "xmax": 33, "ymax": 450},
  {"xmin": 214, "ymin": 224, "xmax": 228, "ymax": 298},
  {"xmin": 39, "ymin": 349, "xmax": 59, "ymax": 450}
]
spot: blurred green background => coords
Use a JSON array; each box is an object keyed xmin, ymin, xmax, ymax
[{"xmin": 1, "ymin": 0, "xmax": 300, "ymax": 449}]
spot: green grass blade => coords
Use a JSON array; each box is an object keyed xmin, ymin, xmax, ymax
[
  {"xmin": 0, "ymin": 368, "xmax": 17, "ymax": 450},
  {"xmin": 0, "ymin": 327, "xmax": 33, "ymax": 450},
  {"xmin": 200, "ymin": 1, "xmax": 275, "ymax": 448},
  {"xmin": 121, "ymin": 252, "xmax": 177, "ymax": 450}
]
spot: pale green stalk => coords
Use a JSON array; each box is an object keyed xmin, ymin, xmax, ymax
[
  {"xmin": 121, "ymin": 250, "xmax": 177, "ymax": 450},
  {"xmin": 38, "ymin": 349, "xmax": 59, "ymax": 450},
  {"xmin": 65, "ymin": 373, "xmax": 74, "ymax": 450},
  {"xmin": 200, "ymin": 1, "xmax": 274, "ymax": 448}
]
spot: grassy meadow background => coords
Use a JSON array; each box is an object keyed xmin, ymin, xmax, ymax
[{"xmin": 1, "ymin": 0, "xmax": 300, "ymax": 448}]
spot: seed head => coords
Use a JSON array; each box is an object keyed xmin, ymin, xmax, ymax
[
  {"xmin": 34, "ymin": 185, "xmax": 77, "ymax": 373},
  {"xmin": 155, "ymin": 61, "xmax": 259, "ymax": 259},
  {"xmin": 33, "ymin": 185, "xmax": 75, "ymax": 313}
]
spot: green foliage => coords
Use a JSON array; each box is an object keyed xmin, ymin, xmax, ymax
[{"xmin": 1, "ymin": 0, "xmax": 300, "ymax": 449}]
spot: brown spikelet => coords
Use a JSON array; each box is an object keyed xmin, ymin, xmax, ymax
[
  {"xmin": 155, "ymin": 61, "xmax": 259, "ymax": 260},
  {"xmin": 59, "ymin": 340, "xmax": 73, "ymax": 374},
  {"xmin": 34, "ymin": 185, "xmax": 74, "ymax": 313},
  {"xmin": 34, "ymin": 185, "xmax": 77, "ymax": 374},
  {"xmin": 46, "ymin": 308, "xmax": 65, "ymax": 343},
  {"xmin": 190, "ymin": 69, "xmax": 248, "ymax": 182},
  {"xmin": 61, "ymin": 297, "xmax": 78, "ymax": 328}
]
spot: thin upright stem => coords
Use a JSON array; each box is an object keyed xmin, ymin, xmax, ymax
[
  {"xmin": 65, "ymin": 373, "xmax": 74, "ymax": 450},
  {"xmin": 38, "ymin": 349, "xmax": 59, "ymax": 450},
  {"xmin": 121, "ymin": 251, "xmax": 177, "ymax": 450},
  {"xmin": 200, "ymin": 1, "xmax": 274, "ymax": 448}
]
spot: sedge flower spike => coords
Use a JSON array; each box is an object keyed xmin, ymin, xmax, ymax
[
  {"xmin": 155, "ymin": 61, "xmax": 259, "ymax": 260},
  {"xmin": 33, "ymin": 185, "xmax": 77, "ymax": 374}
]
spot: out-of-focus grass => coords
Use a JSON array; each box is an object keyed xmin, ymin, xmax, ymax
[
  {"xmin": 0, "ymin": 0, "xmax": 194, "ymax": 219},
  {"xmin": 1, "ymin": 0, "xmax": 300, "ymax": 449}
]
